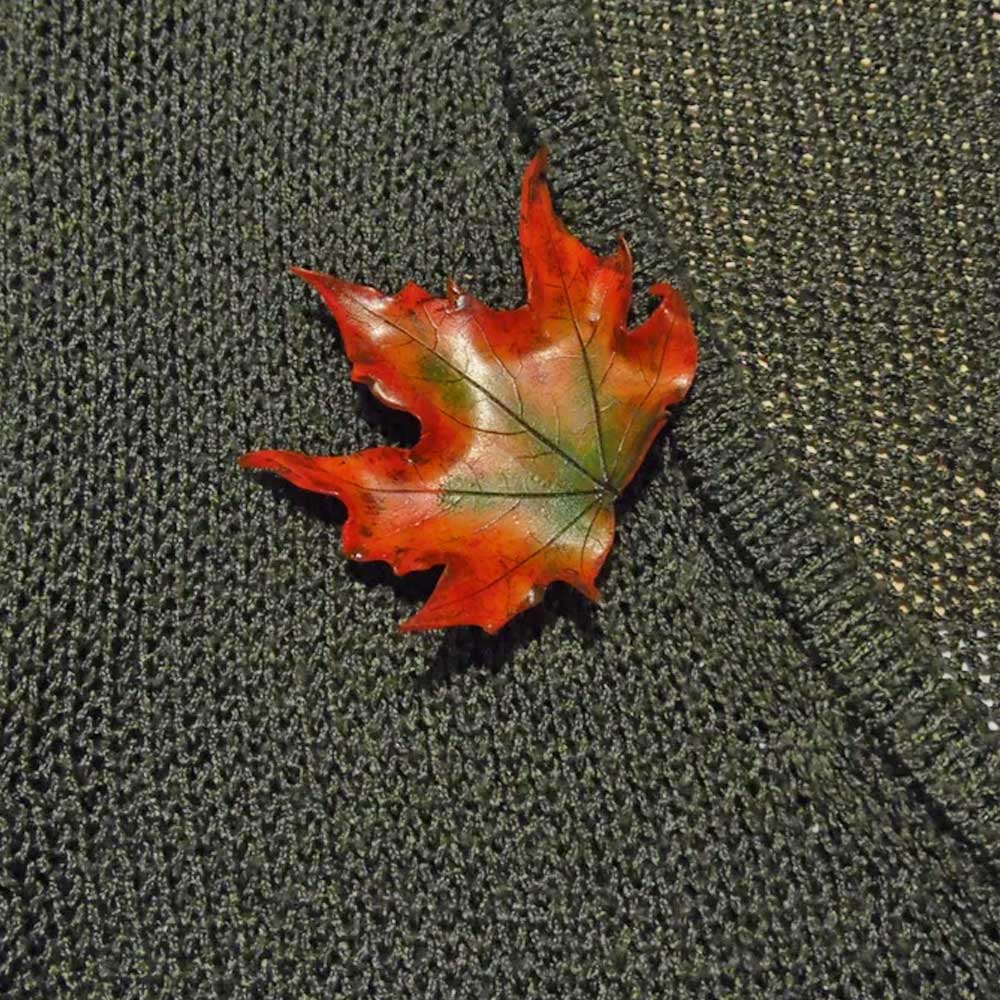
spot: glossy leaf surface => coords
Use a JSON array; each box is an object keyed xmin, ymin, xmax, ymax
[{"xmin": 241, "ymin": 152, "xmax": 697, "ymax": 632}]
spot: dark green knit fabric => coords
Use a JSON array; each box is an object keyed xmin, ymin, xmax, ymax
[{"xmin": 2, "ymin": 2, "xmax": 998, "ymax": 998}]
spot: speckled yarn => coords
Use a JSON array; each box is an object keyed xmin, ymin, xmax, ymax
[{"xmin": 2, "ymin": 2, "xmax": 998, "ymax": 997}]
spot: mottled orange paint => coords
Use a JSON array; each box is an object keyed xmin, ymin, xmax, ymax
[{"xmin": 241, "ymin": 151, "xmax": 697, "ymax": 632}]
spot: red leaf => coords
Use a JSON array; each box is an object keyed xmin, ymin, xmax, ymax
[{"xmin": 241, "ymin": 151, "xmax": 697, "ymax": 633}]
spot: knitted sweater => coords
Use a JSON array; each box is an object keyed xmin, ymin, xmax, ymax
[{"xmin": 3, "ymin": 1, "xmax": 998, "ymax": 997}]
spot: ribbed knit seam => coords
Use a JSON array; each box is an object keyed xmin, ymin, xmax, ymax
[{"xmin": 500, "ymin": 0, "xmax": 998, "ymax": 860}]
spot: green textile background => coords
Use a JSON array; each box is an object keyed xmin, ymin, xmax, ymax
[{"xmin": 2, "ymin": 1, "xmax": 998, "ymax": 997}]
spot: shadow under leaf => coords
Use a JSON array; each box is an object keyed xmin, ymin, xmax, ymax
[
  {"xmin": 302, "ymin": 304, "xmax": 421, "ymax": 448},
  {"xmin": 249, "ymin": 470, "xmax": 442, "ymax": 607},
  {"xmin": 414, "ymin": 580, "xmax": 602, "ymax": 690},
  {"xmin": 254, "ymin": 470, "xmax": 346, "ymax": 528}
]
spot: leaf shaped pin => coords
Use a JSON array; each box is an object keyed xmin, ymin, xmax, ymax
[{"xmin": 242, "ymin": 151, "xmax": 697, "ymax": 632}]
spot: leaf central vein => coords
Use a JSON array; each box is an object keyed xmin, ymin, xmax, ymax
[
  {"xmin": 356, "ymin": 297, "xmax": 615, "ymax": 493},
  {"xmin": 545, "ymin": 225, "xmax": 611, "ymax": 484}
]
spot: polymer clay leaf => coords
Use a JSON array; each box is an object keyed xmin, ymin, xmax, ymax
[{"xmin": 241, "ymin": 151, "xmax": 697, "ymax": 633}]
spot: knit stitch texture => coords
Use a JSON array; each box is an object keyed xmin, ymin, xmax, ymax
[{"xmin": 2, "ymin": 2, "xmax": 998, "ymax": 997}]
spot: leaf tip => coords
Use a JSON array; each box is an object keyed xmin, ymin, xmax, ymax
[
  {"xmin": 398, "ymin": 609, "xmax": 509, "ymax": 635},
  {"xmin": 238, "ymin": 451, "xmax": 265, "ymax": 470},
  {"xmin": 523, "ymin": 147, "xmax": 551, "ymax": 192},
  {"xmin": 648, "ymin": 281, "xmax": 691, "ymax": 319},
  {"xmin": 613, "ymin": 233, "xmax": 633, "ymax": 274},
  {"xmin": 398, "ymin": 613, "xmax": 437, "ymax": 635},
  {"xmin": 290, "ymin": 265, "xmax": 334, "ymax": 297}
]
